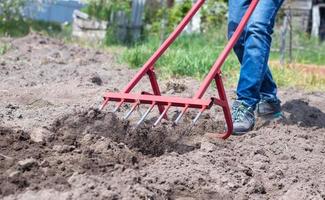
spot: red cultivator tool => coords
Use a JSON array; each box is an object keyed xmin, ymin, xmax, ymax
[{"xmin": 100, "ymin": 0, "xmax": 260, "ymax": 139}]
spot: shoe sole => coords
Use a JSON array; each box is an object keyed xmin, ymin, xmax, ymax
[
  {"xmin": 257, "ymin": 112, "xmax": 284, "ymax": 120},
  {"xmin": 232, "ymin": 124, "xmax": 255, "ymax": 136}
]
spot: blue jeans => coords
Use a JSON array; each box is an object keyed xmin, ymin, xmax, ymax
[{"xmin": 228, "ymin": 0, "xmax": 284, "ymax": 109}]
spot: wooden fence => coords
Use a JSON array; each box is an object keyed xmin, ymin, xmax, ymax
[{"xmin": 112, "ymin": 0, "xmax": 146, "ymax": 42}]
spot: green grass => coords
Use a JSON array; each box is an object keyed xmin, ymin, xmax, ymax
[
  {"xmin": 0, "ymin": 19, "xmax": 63, "ymax": 37},
  {"xmin": 122, "ymin": 31, "xmax": 240, "ymax": 87},
  {"xmin": 0, "ymin": 42, "xmax": 10, "ymax": 55},
  {"xmin": 271, "ymin": 31, "xmax": 325, "ymax": 65},
  {"xmin": 122, "ymin": 29, "xmax": 325, "ymax": 91}
]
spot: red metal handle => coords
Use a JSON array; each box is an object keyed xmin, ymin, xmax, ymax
[{"xmin": 194, "ymin": 0, "xmax": 260, "ymax": 99}]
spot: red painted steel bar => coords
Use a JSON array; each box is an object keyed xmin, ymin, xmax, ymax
[
  {"xmin": 194, "ymin": 0, "xmax": 259, "ymax": 99},
  {"xmin": 104, "ymin": 92, "xmax": 213, "ymax": 108},
  {"xmin": 215, "ymin": 74, "xmax": 233, "ymax": 139},
  {"xmin": 101, "ymin": 0, "xmax": 260, "ymax": 139},
  {"xmin": 147, "ymin": 67, "xmax": 165, "ymax": 115},
  {"xmin": 122, "ymin": 0, "xmax": 205, "ymax": 93}
]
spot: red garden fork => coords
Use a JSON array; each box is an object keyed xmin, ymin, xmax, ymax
[{"xmin": 100, "ymin": 0, "xmax": 260, "ymax": 139}]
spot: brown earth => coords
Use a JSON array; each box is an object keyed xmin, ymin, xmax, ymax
[{"xmin": 0, "ymin": 33, "xmax": 325, "ymax": 200}]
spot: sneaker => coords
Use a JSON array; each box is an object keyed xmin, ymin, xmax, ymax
[
  {"xmin": 231, "ymin": 100, "xmax": 255, "ymax": 135},
  {"xmin": 256, "ymin": 98, "xmax": 282, "ymax": 119}
]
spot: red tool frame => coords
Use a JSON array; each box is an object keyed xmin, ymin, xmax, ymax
[{"xmin": 100, "ymin": 0, "xmax": 260, "ymax": 139}]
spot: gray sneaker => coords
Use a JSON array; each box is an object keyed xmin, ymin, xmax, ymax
[
  {"xmin": 231, "ymin": 100, "xmax": 255, "ymax": 135},
  {"xmin": 257, "ymin": 99, "xmax": 282, "ymax": 119}
]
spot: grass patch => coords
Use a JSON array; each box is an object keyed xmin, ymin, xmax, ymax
[
  {"xmin": 271, "ymin": 30, "xmax": 325, "ymax": 66},
  {"xmin": 271, "ymin": 65, "xmax": 325, "ymax": 91},
  {"xmin": 122, "ymin": 29, "xmax": 325, "ymax": 91},
  {"xmin": 0, "ymin": 19, "xmax": 63, "ymax": 37},
  {"xmin": 122, "ymin": 31, "xmax": 240, "ymax": 87}
]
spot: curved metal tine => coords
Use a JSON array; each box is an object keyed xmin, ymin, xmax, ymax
[
  {"xmin": 174, "ymin": 105, "xmax": 189, "ymax": 125},
  {"xmin": 113, "ymin": 100, "xmax": 125, "ymax": 113},
  {"xmin": 99, "ymin": 98, "xmax": 110, "ymax": 111},
  {"xmin": 154, "ymin": 103, "xmax": 171, "ymax": 126},
  {"xmin": 136, "ymin": 102, "xmax": 155, "ymax": 126},
  {"xmin": 192, "ymin": 107, "xmax": 206, "ymax": 125},
  {"xmin": 123, "ymin": 101, "xmax": 139, "ymax": 120}
]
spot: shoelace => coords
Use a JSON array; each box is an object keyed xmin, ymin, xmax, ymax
[{"xmin": 232, "ymin": 104, "xmax": 254, "ymax": 123}]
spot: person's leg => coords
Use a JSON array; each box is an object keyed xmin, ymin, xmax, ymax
[
  {"xmin": 260, "ymin": 67, "xmax": 278, "ymax": 101},
  {"xmin": 236, "ymin": 0, "xmax": 284, "ymax": 109},
  {"xmin": 228, "ymin": 0, "xmax": 255, "ymax": 135},
  {"xmin": 228, "ymin": 0, "xmax": 250, "ymax": 64},
  {"xmin": 257, "ymin": 67, "xmax": 282, "ymax": 118}
]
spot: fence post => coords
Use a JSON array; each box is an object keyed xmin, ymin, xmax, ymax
[
  {"xmin": 280, "ymin": 13, "xmax": 288, "ymax": 65},
  {"xmin": 130, "ymin": 0, "xmax": 146, "ymax": 42},
  {"xmin": 184, "ymin": 0, "xmax": 201, "ymax": 34},
  {"xmin": 116, "ymin": 11, "xmax": 128, "ymax": 42},
  {"xmin": 312, "ymin": 5, "xmax": 320, "ymax": 38}
]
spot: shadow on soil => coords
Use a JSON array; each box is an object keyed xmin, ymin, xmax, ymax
[{"xmin": 282, "ymin": 99, "xmax": 325, "ymax": 129}]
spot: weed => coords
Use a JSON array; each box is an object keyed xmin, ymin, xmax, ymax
[{"xmin": 0, "ymin": 43, "xmax": 10, "ymax": 55}]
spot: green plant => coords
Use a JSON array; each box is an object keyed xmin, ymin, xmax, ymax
[
  {"xmin": 143, "ymin": 0, "xmax": 193, "ymax": 37},
  {"xmin": 0, "ymin": 19, "xmax": 62, "ymax": 37},
  {"xmin": 122, "ymin": 28, "xmax": 325, "ymax": 91},
  {"xmin": 0, "ymin": 43, "xmax": 10, "ymax": 55},
  {"xmin": 144, "ymin": 0, "xmax": 228, "ymax": 37},
  {"xmin": 271, "ymin": 28, "xmax": 325, "ymax": 65},
  {"xmin": 122, "ymin": 30, "xmax": 238, "ymax": 81},
  {"xmin": 0, "ymin": 0, "xmax": 62, "ymax": 37},
  {"xmin": 0, "ymin": 0, "xmax": 25, "ymax": 21},
  {"xmin": 82, "ymin": 0, "xmax": 133, "ymax": 45},
  {"xmin": 201, "ymin": 1, "xmax": 228, "ymax": 32},
  {"xmin": 82, "ymin": 0, "xmax": 132, "ymax": 21}
]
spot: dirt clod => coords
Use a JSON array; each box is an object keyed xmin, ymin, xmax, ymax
[{"xmin": 89, "ymin": 73, "xmax": 103, "ymax": 86}]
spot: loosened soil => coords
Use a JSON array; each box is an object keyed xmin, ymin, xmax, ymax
[{"xmin": 0, "ymin": 33, "xmax": 325, "ymax": 200}]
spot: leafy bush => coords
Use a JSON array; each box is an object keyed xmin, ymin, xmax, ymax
[
  {"xmin": 201, "ymin": 1, "xmax": 228, "ymax": 32},
  {"xmin": 82, "ymin": 0, "xmax": 132, "ymax": 21},
  {"xmin": 144, "ymin": 0, "xmax": 228, "ymax": 36},
  {"xmin": 0, "ymin": 19, "xmax": 62, "ymax": 37},
  {"xmin": 82, "ymin": 0, "xmax": 133, "ymax": 44},
  {"xmin": 0, "ymin": 0, "xmax": 25, "ymax": 21},
  {"xmin": 0, "ymin": 0, "xmax": 63, "ymax": 37}
]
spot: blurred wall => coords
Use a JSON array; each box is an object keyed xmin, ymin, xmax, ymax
[{"xmin": 23, "ymin": 0, "xmax": 85, "ymax": 23}]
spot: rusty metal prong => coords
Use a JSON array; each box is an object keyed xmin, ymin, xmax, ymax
[
  {"xmin": 136, "ymin": 102, "xmax": 155, "ymax": 126},
  {"xmin": 192, "ymin": 107, "xmax": 206, "ymax": 125},
  {"xmin": 113, "ymin": 100, "xmax": 125, "ymax": 113},
  {"xmin": 99, "ymin": 97, "xmax": 110, "ymax": 111},
  {"xmin": 123, "ymin": 101, "xmax": 139, "ymax": 120},
  {"xmin": 154, "ymin": 103, "xmax": 171, "ymax": 126},
  {"xmin": 174, "ymin": 105, "xmax": 189, "ymax": 125}
]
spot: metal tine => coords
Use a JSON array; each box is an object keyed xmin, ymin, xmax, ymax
[
  {"xmin": 174, "ymin": 105, "xmax": 189, "ymax": 125},
  {"xmin": 123, "ymin": 101, "xmax": 139, "ymax": 120},
  {"xmin": 113, "ymin": 100, "xmax": 125, "ymax": 113},
  {"xmin": 192, "ymin": 107, "xmax": 206, "ymax": 125},
  {"xmin": 136, "ymin": 102, "xmax": 155, "ymax": 126},
  {"xmin": 154, "ymin": 103, "xmax": 172, "ymax": 126},
  {"xmin": 99, "ymin": 98, "xmax": 110, "ymax": 111}
]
